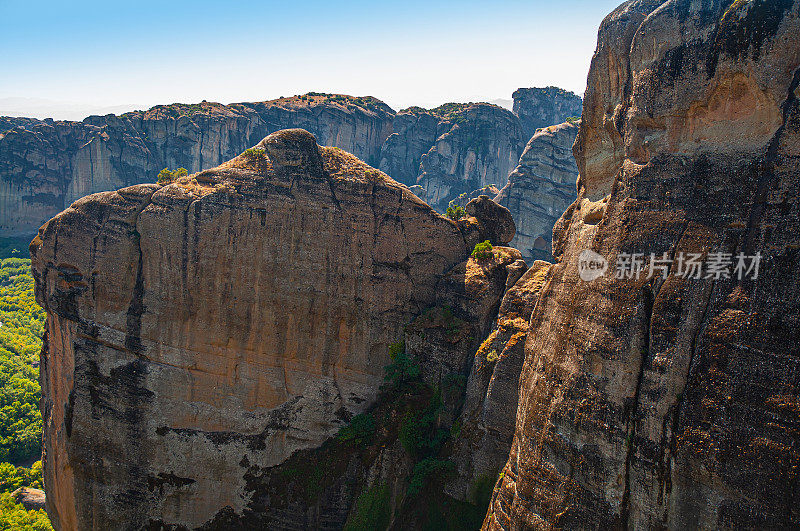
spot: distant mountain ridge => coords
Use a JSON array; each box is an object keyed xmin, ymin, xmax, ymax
[{"xmin": 0, "ymin": 89, "xmax": 582, "ymax": 237}]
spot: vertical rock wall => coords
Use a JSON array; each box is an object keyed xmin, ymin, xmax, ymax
[
  {"xmin": 486, "ymin": 0, "xmax": 800, "ymax": 528},
  {"xmin": 31, "ymin": 129, "xmax": 473, "ymax": 529}
]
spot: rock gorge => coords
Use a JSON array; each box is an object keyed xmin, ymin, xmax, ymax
[{"xmin": 28, "ymin": 0, "xmax": 800, "ymax": 529}]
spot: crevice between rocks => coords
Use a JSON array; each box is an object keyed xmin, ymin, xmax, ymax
[
  {"xmin": 123, "ymin": 188, "xmax": 159, "ymax": 357},
  {"xmin": 620, "ymin": 282, "xmax": 655, "ymax": 527}
]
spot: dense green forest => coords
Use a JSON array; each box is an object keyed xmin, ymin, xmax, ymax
[{"xmin": 0, "ymin": 257, "xmax": 52, "ymax": 529}]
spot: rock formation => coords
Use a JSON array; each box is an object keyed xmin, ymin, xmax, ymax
[
  {"xmin": 1, "ymin": 95, "xmax": 394, "ymax": 237},
  {"xmin": 29, "ymin": 1, "xmax": 800, "ymax": 528},
  {"xmin": 376, "ymin": 108, "xmax": 441, "ymax": 187},
  {"xmin": 413, "ymin": 104, "xmax": 527, "ymax": 212},
  {"xmin": 486, "ymin": 0, "xmax": 800, "ymax": 529},
  {"xmin": 511, "ymin": 87, "xmax": 582, "ymax": 139},
  {"xmin": 1, "ymin": 89, "xmax": 585, "ymax": 238},
  {"xmin": 30, "ymin": 129, "xmax": 484, "ymax": 529},
  {"xmin": 12, "ymin": 487, "xmax": 46, "ymax": 511},
  {"xmin": 194, "ymin": 222, "xmax": 527, "ymax": 530},
  {"xmin": 495, "ymin": 120, "xmax": 580, "ymax": 262},
  {"xmin": 447, "ymin": 260, "xmax": 551, "ymax": 500}
]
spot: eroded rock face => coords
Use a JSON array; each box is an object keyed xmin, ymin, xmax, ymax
[
  {"xmin": 377, "ymin": 109, "xmax": 440, "ymax": 187},
  {"xmin": 495, "ymin": 120, "xmax": 580, "ymax": 262},
  {"xmin": 416, "ymin": 104, "xmax": 527, "ymax": 213},
  {"xmin": 448, "ymin": 260, "xmax": 551, "ymax": 500},
  {"xmin": 465, "ymin": 195, "xmax": 516, "ymax": 246},
  {"xmin": 12, "ymin": 487, "xmax": 46, "ymax": 511},
  {"xmin": 2, "ymin": 90, "xmax": 583, "ymax": 238},
  {"xmin": 1, "ymin": 95, "xmax": 395, "ymax": 237},
  {"xmin": 487, "ymin": 1, "xmax": 800, "ymax": 529},
  {"xmin": 511, "ymin": 87, "xmax": 582, "ymax": 139},
  {"xmin": 31, "ymin": 129, "xmax": 474, "ymax": 529},
  {"xmin": 377, "ymin": 103, "xmax": 527, "ymax": 214}
]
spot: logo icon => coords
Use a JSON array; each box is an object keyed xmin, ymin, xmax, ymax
[{"xmin": 578, "ymin": 249, "xmax": 608, "ymax": 281}]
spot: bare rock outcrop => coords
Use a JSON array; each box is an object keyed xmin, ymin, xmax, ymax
[
  {"xmin": 12, "ymin": 487, "xmax": 46, "ymax": 511},
  {"xmin": 192, "ymin": 233, "xmax": 524, "ymax": 530},
  {"xmin": 486, "ymin": 0, "xmax": 800, "ymax": 529},
  {"xmin": 511, "ymin": 87, "xmax": 582, "ymax": 139},
  {"xmin": 377, "ymin": 108, "xmax": 440, "ymax": 187},
  {"xmin": 3, "ymin": 90, "xmax": 584, "ymax": 238},
  {"xmin": 30, "ymin": 129, "xmax": 476, "ymax": 529},
  {"xmin": 465, "ymin": 195, "xmax": 516, "ymax": 246},
  {"xmin": 495, "ymin": 120, "xmax": 580, "ymax": 262},
  {"xmin": 448, "ymin": 260, "xmax": 551, "ymax": 500},
  {"xmin": 416, "ymin": 104, "xmax": 527, "ymax": 213}
]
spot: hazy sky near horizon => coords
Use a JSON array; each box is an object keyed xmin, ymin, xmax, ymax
[{"xmin": 2, "ymin": 0, "xmax": 622, "ymax": 118}]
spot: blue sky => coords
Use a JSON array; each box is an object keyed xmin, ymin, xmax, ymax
[{"xmin": 1, "ymin": 0, "xmax": 623, "ymax": 118}]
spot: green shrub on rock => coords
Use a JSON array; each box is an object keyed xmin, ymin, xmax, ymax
[
  {"xmin": 445, "ymin": 200, "xmax": 466, "ymax": 221},
  {"xmin": 407, "ymin": 457, "xmax": 454, "ymax": 498},
  {"xmin": 156, "ymin": 167, "xmax": 188, "ymax": 185},
  {"xmin": 344, "ymin": 482, "xmax": 390, "ymax": 531},
  {"xmin": 382, "ymin": 340, "xmax": 419, "ymax": 391},
  {"xmin": 471, "ymin": 240, "xmax": 493, "ymax": 261},
  {"xmin": 337, "ymin": 413, "xmax": 376, "ymax": 447},
  {"xmin": 242, "ymin": 147, "xmax": 266, "ymax": 160}
]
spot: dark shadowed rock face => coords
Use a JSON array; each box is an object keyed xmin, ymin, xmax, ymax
[
  {"xmin": 495, "ymin": 120, "xmax": 580, "ymax": 263},
  {"xmin": 447, "ymin": 260, "xmax": 551, "ymax": 501},
  {"xmin": 378, "ymin": 103, "xmax": 527, "ymax": 213},
  {"xmin": 512, "ymin": 86, "xmax": 583, "ymax": 139},
  {"xmin": 30, "ymin": 129, "xmax": 477, "ymax": 530},
  {"xmin": 414, "ymin": 104, "xmax": 527, "ymax": 213},
  {"xmin": 486, "ymin": 0, "xmax": 800, "ymax": 529},
  {"xmin": 465, "ymin": 195, "xmax": 516, "ymax": 246}
]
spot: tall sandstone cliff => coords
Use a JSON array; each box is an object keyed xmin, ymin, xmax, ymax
[
  {"xmin": 486, "ymin": 0, "xmax": 800, "ymax": 529},
  {"xmin": 511, "ymin": 87, "xmax": 583, "ymax": 140},
  {"xmin": 30, "ymin": 129, "xmax": 481, "ymax": 529},
  {"xmin": 495, "ymin": 120, "xmax": 580, "ymax": 263},
  {"xmin": 0, "ymin": 95, "xmax": 394, "ymax": 237}
]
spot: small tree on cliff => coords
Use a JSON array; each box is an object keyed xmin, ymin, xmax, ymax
[
  {"xmin": 471, "ymin": 240, "xmax": 493, "ymax": 261},
  {"xmin": 157, "ymin": 167, "xmax": 188, "ymax": 185},
  {"xmin": 446, "ymin": 200, "xmax": 466, "ymax": 221}
]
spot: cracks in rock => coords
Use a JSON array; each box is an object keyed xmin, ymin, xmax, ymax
[
  {"xmin": 393, "ymin": 189, "xmax": 420, "ymax": 313},
  {"xmin": 123, "ymin": 188, "xmax": 158, "ymax": 357},
  {"xmin": 744, "ymin": 64, "xmax": 800, "ymax": 254},
  {"xmin": 619, "ymin": 282, "xmax": 655, "ymax": 527},
  {"xmin": 322, "ymin": 169, "xmax": 343, "ymax": 212}
]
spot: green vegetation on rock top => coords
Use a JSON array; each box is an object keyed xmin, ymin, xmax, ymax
[
  {"xmin": 471, "ymin": 240, "xmax": 494, "ymax": 261},
  {"xmin": 446, "ymin": 200, "xmax": 466, "ymax": 221},
  {"xmin": 157, "ymin": 167, "xmax": 188, "ymax": 185}
]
